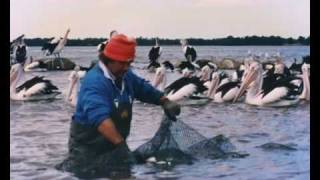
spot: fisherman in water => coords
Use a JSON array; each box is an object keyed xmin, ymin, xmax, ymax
[{"xmin": 57, "ymin": 33, "xmax": 181, "ymax": 178}]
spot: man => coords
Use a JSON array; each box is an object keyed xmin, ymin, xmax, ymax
[{"xmin": 57, "ymin": 34, "xmax": 180, "ymax": 178}]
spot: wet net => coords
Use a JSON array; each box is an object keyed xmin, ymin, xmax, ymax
[
  {"xmin": 133, "ymin": 115, "xmax": 248, "ymax": 165},
  {"xmin": 57, "ymin": 114, "xmax": 248, "ymax": 178}
]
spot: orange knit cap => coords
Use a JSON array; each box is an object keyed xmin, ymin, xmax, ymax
[{"xmin": 104, "ymin": 34, "xmax": 137, "ymax": 62}]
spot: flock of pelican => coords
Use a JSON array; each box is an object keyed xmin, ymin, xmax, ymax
[
  {"xmin": 10, "ymin": 33, "xmax": 310, "ymax": 108},
  {"xmin": 150, "ymin": 54, "xmax": 310, "ymax": 107}
]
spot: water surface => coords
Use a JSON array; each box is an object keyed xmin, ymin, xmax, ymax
[{"xmin": 10, "ymin": 46, "xmax": 310, "ymax": 180}]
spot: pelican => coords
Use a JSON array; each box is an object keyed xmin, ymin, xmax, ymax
[
  {"xmin": 195, "ymin": 59, "xmax": 218, "ymax": 71},
  {"xmin": 66, "ymin": 66, "xmax": 88, "ymax": 106},
  {"xmin": 41, "ymin": 28, "xmax": 71, "ymax": 68},
  {"xmin": 147, "ymin": 38, "xmax": 162, "ymax": 71},
  {"xmin": 164, "ymin": 76, "xmax": 208, "ymax": 102},
  {"xmin": 298, "ymin": 63, "xmax": 310, "ymax": 101},
  {"xmin": 10, "ymin": 64, "xmax": 60, "ymax": 101},
  {"xmin": 233, "ymin": 61, "xmax": 300, "ymax": 107},
  {"xmin": 231, "ymin": 64, "xmax": 245, "ymax": 82},
  {"xmin": 177, "ymin": 60, "xmax": 200, "ymax": 73},
  {"xmin": 207, "ymin": 71, "xmax": 241, "ymax": 103},
  {"xmin": 274, "ymin": 58, "xmax": 291, "ymax": 77},
  {"xmin": 41, "ymin": 37, "xmax": 57, "ymax": 55},
  {"xmin": 289, "ymin": 58, "xmax": 303, "ymax": 74},
  {"xmin": 42, "ymin": 29, "xmax": 70, "ymax": 57},
  {"xmin": 180, "ymin": 39, "xmax": 197, "ymax": 62},
  {"xmin": 24, "ymin": 59, "xmax": 48, "ymax": 72},
  {"xmin": 151, "ymin": 65, "xmax": 167, "ymax": 91},
  {"xmin": 152, "ymin": 62, "xmax": 207, "ymax": 104}
]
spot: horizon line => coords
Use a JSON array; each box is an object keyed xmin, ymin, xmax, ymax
[{"xmin": 21, "ymin": 35, "xmax": 310, "ymax": 40}]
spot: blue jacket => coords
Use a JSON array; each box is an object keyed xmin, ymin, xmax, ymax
[{"xmin": 73, "ymin": 63, "xmax": 164, "ymax": 127}]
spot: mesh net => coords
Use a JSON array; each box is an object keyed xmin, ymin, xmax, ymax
[
  {"xmin": 133, "ymin": 115, "xmax": 248, "ymax": 165},
  {"xmin": 57, "ymin": 114, "xmax": 248, "ymax": 178}
]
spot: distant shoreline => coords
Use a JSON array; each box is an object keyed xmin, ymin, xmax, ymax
[{"xmin": 23, "ymin": 35, "xmax": 309, "ymax": 46}]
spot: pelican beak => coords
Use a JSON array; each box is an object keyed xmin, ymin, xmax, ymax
[
  {"xmin": 207, "ymin": 76, "xmax": 219, "ymax": 99},
  {"xmin": 152, "ymin": 72, "xmax": 164, "ymax": 89},
  {"xmin": 67, "ymin": 77, "xmax": 78, "ymax": 100},
  {"xmin": 10, "ymin": 69, "xmax": 17, "ymax": 84},
  {"xmin": 233, "ymin": 68, "xmax": 257, "ymax": 102},
  {"xmin": 301, "ymin": 65, "xmax": 310, "ymax": 101}
]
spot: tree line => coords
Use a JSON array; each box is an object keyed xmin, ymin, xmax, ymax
[{"xmin": 24, "ymin": 35, "xmax": 309, "ymax": 46}]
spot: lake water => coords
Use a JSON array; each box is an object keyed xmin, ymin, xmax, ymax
[{"xmin": 10, "ymin": 46, "xmax": 310, "ymax": 180}]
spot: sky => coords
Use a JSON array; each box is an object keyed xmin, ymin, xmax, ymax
[{"xmin": 10, "ymin": 0, "xmax": 310, "ymax": 40}]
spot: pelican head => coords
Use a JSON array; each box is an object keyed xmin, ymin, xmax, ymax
[
  {"xmin": 180, "ymin": 39, "xmax": 188, "ymax": 47},
  {"xmin": 152, "ymin": 66, "xmax": 166, "ymax": 91},
  {"xmin": 199, "ymin": 65, "xmax": 211, "ymax": 81},
  {"xmin": 10, "ymin": 64, "xmax": 23, "ymax": 85},
  {"xmin": 233, "ymin": 61, "xmax": 262, "ymax": 102},
  {"xmin": 207, "ymin": 72, "xmax": 220, "ymax": 99},
  {"xmin": 182, "ymin": 68, "xmax": 193, "ymax": 78},
  {"xmin": 300, "ymin": 63, "xmax": 310, "ymax": 100}
]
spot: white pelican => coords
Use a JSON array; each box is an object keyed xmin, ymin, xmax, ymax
[
  {"xmin": 24, "ymin": 59, "xmax": 48, "ymax": 72},
  {"xmin": 231, "ymin": 64, "xmax": 245, "ymax": 82},
  {"xmin": 164, "ymin": 76, "xmax": 208, "ymax": 102},
  {"xmin": 42, "ymin": 29, "xmax": 70, "ymax": 57},
  {"xmin": 180, "ymin": 39, "xmax": 197, "ymax": 62},
  {"xmin": 147, "ymin": 38, "xmax": 163, "ymax": 71},
  {"xmin": 233, "ymin": 61, "xmax": 300, "ymax": 107},
  {"xmin": 66, "ymin": 66, "xmax": 88, "ymax": 106},
  {"xmin": 151, "ymin": 62, "xmax": 209, "ymax": 105},
  {"xmin": 298, "ymin": 63, "xmax": 310, "ymax": 101},
  {"xmin": 177, "ymin": 61, "xmax": 199, "ymax": 73},
  {"xmin": 10, "ymin": 64, "xmax": 60, "ymax": 101},
  {"xmin": 207, "ymin": 72, "xmax": 241, "ymax": 103},
  {"xmin": 41, "ymin": 28, "xmax": 71, "ymax": 69},
  {"xmin": 151, "ymin": 65, "xmax": 167, "ymax": 92}
]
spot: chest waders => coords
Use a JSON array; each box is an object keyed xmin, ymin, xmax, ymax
[{"xmin": 57, "ymin": 94, "xmax": 133, "ymax": 178}]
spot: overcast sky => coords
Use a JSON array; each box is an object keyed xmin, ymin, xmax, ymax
[{"xmin": 10, "ymin": 0, "xmax": 310, "ymax": 40}]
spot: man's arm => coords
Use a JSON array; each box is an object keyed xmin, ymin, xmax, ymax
[
  {"xmin": 129, "ymin": 70, "xmax": 165, "ymax": 105},
  {"xmin": 97, "ymin": 119, "xmax": 124, "ymax": 145}
]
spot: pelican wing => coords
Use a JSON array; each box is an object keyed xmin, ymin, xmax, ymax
[
  {"xmin": 216, "ymin": 81, "xmax": 240, "ymax": 98},
  {"xmin": 23, "ymin": 83, "xmax": 47, "ymax": 96},
  {"xmin": 165, "ymin": 77, "xmax": 207, "ymax": 95},
  {"xmin": 261, "ymin": 87, "xmax": 289, "ymax": 104},
  {"xmin": 16, "ymin": 76, "xmax": 45, "ymax": 92},
  {"xmin": 167, "ymin": 84, "xmax": 197, "ymax": 101},
  {"xmin": 262, "ymin": 76, "xmax": 299, "ymax": 97}
]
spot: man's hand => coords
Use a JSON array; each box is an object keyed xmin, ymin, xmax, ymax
[
  {"xmin": 111, "ymin": 141, "xmax": 136, "ymax": 165},
  {"xmin": 160, "ymin": 97, "xmax": 181, "ymax": 121}
]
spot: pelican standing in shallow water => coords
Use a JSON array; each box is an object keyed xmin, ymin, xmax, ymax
[
  {"xmin": 10, "ymin": 63, "xmax": 61, "ymax": 101},
  {"xmin": 233, "ymin": 61, "xmax": 301, "ymax": 107},
  {"xmin": 41, "ymin": 28, "xmax": 71, "ymax": 69}
]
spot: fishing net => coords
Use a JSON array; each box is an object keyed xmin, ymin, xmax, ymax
[
  {"xmin": 133, "ymin": 115, "xmax": 248, "ymax": 166},
  {"xmin": 57, "ymin": 114, "xmax": 248, "ymax": 178}
]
